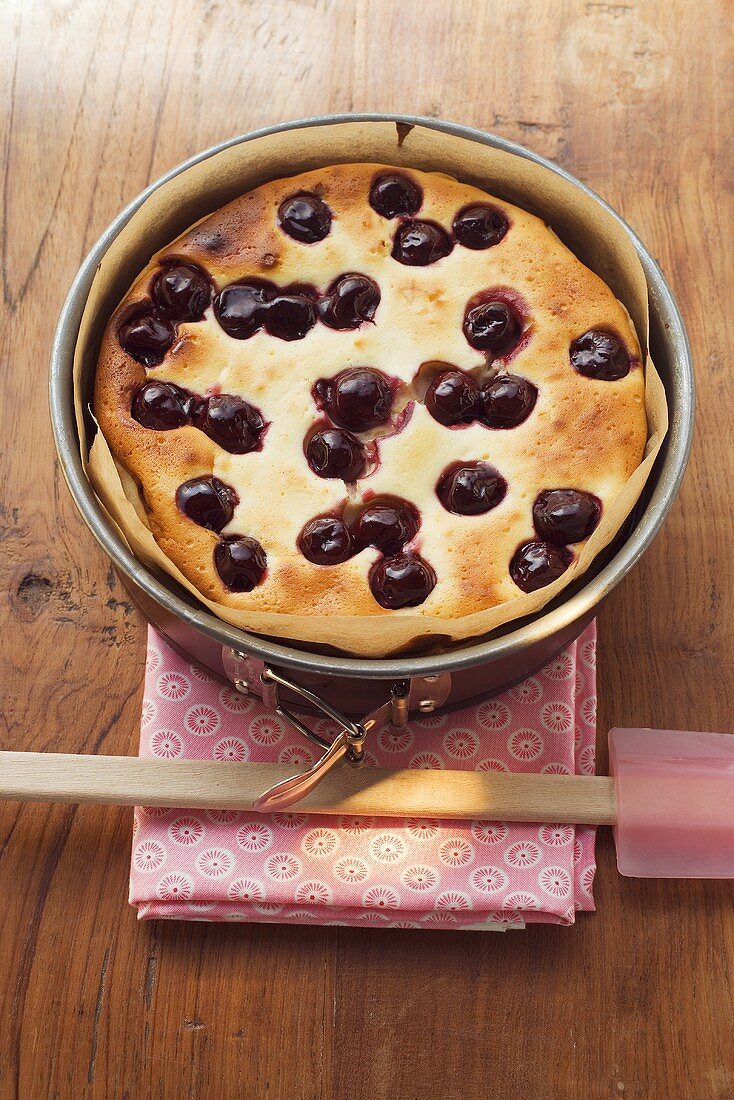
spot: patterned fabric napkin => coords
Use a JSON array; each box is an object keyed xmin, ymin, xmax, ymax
[{"xmin": 130, "ymin": 625, "xmax": 597, "ymax": 930}]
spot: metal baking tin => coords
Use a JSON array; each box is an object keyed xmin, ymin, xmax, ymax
[{"xmin": 49, "ymin": 113, "xmax": 695, "ymax": 719}]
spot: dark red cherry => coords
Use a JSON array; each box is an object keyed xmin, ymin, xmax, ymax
[
  {"xmin": 306, "ymin": 427, "xmax": 367, "ymax": 481},
  {"xmin": 265, "ymin": 294, "xmax": 317, "ymax": 340},
  {"xmin": 315, "ymin": 368, "xmax": 393, "ymax": 432},
  {"xmin": 214, "ymin": 535, "xmax": 267, "ymax": 592},
  {"xmin": 214, "ymin": 281, "xmax": 274, "ymax": 339},
  {"xmin": 425, "ymin": 370, "xmax": 480, "ymax": 426},
  {"xmin": 453, "ymin": 204, "xmax": 509, "ymax": 250},
  {"xmin": 152, "ymin": 262, "xmax": 211, "ymax": 321},
  {"xmin": 353, "ymin": 499, "xmax": 420, "ymax": 555},
  {"xmin": 369, "ymin": 553, "xmax": 436, "ymax": 609},
  {"xmin": 570, "ymin": 329, "xmax": 631, "ymax": 380},
  {"xmin": 436, "ymin": 462, "xmax": 507, "ymax": 516},
  {"xmin": 278, "ymin": 193, "xmax": 332, "ymax": 243},
  {"xmin": 119, "ymin": 306, "xmax": 174, "ymax": 367},
  {"xmin": 369, "ymin": 173, "xmax": 422, "ymax": 219},
  {"xmin": 463, "ymin": 298, "xmax": 521, "ymax": 355},
  {"xmin": 391, "ymin": 220, "xmax": 453, "ymax": 266},
  {"xmin": 297, "ymin": 516, "xmax": 354, "ymax": 565},
  {"xmin": 510, "ymin": 540, "xmax": 572, "ymax": 592},
  {"xmin": 192, "ymin": 394, "xmax": 265, "ymax": 454},
  {"xmin": 480, "ymin": 373, "xmax": 537, "ymax": 428},
  {"xmin": 533, "ymin": 489, "xmax": 601, "ymax": 545},
  {"xmin": 318, "ymin": 274, "xmax": 380, "ymax": 330},
  {"xmin": 176, "ymin": 476, "xmax": 238, "ymax": 533},
  {"xmin": 131, "ymin": 381, "xmax": 192, "ymax": 429}
]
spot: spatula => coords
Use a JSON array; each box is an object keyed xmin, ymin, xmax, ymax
[{"xmin": 0, "ymin": 727, "xmax": 732, "ymax": 878}]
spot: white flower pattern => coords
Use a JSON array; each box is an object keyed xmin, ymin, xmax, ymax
[
  {"xmin": 404, "ymin": 818, "xmax": 440, "ymax": 840},
  {"xmin": 295, "ymin": 880, "xmax": 333, "ymax": 905},
  {"xmin": 509, "ymin": 678, "xmax": 542, "ymax": 705},
  {"xmin": 469, "ymin": 866, "xmax": 509, "ymax": 894},
  {"xmin": 580, "ymin": 865, "xmax": 596, "ymax": 896},
  {"xmin": 422, "ymin": 911, "xmax": 457, "ymax": 926},
  {"xmin": 228, "ymin": 878, "xmax": 265, "ymax": 902},
  {"xmin": 302, "ymin": 828, "xmax": 339, "ymax": 858},
  {"xmin": 369, "ymin": 833, "xmax": 406, "ymax": 864},
  {"xmin": 146, "ymin": 646, "xmax": 161, "ymax": 674},
  {"xmin": 264, "ymin": 853, "xmax": 302, "ymax": 882},
  {"xmin": 155, "ymin": 872, "xmax": 193, "ymax": 901},
  {"xmin": 133, "ymin": 840, "xmax": 167, "ymax": 874},
  {"xmin": 362, "ymin": 885, "xmax": 400, "ymax": 910},
  {"xmin": 213, "ymin": 737, "xmax": 248, "ymax": 762},
  {"xmin": 443, "ymin": 728, "xmax": 480, "ymax": 760},
  {"xmin": 195, "ymin": 848, "xmax": 235, "ymax": 879},
  {"xmin": 156, "ymin": 671, "xmax": 191, "ymax": 701},
  {"xmin": 471, "ymin": 820, "xmax": 508, "ymax": 845},
  {"xmin": 218, "ymin": 686, "xmax": 253, "ymax": 714},
  {"xmin": 357, "ymin": 910, "xmax": 390, "ymax": 924},
  {"xmin": 412, "ymin": 712, "xmax": 447, "ymax": 729},
  {"xmin": 477, "ymin": 757, "xmax": 509, "ymax": 773},
  {"xmin": 438, "ymin": 838, "xmax": 474, "ymax": 867},
  {"xmin": 435, "ymin": 891, "xmax": 472, "ymax": 911},
  {"xmin": 476, "ymin": 700, "xmax": 511, "ymax": 730},
  {"xmin": 544, "ymin": 652, "xmax": 574, "ymax": 681},
  {"xmin": 538, "ymin": 866, "xmax": 572, "ymax": 899},
  {"xmin": 140, "ymin": 699, "xmax": 157, "ymax": 728},
  {"xmin": 503, "ymin": 891, "xmax": 540, "ymax": 910},
  {"xmin": 236, "ymin": 823, "xmax": 273, "ymax": 853},
  {"xmin": 541, "ymin": 761, "xmax": 572, "ymax": 775},
  {"xmin": 539, "ymin": 824, "xmax": 574, "ymax": 847},
  {"xmin": 334, "ymin": 857, "xmax": 370, "ymax": 883},
  {"xmin": 504, "ymin": 842, "xmax": 541, "ymax": 869},
  {"xmin": 400, "ymin": 865, "xmax": 439, "ymax": 891},
  {"xmin": 581, "ymin": 696, "xmax": 597, "ymax": 726},
  {"xmin": 249, "ymin": 715, "xmax": 285, "ymax": 746},
  {"xmin": 409, "ymin": 751, "xmax": 444, "ymax": 770},
  {"xmin": 339, "ymin": 816, "xmax": 374, "ymax": 834},
  {"xmin": 540, "ymin": 702, "xmax": 574, "ymax": 735},
  {"xmin": 273, "ymin": 812, "xmax": 310, "ymax": 830},
  {"xmin": 581, "ymin": 639, "xmax": 596, "ymax": 668},
  {"xmin": 168, "ymin": 817, "xmax": 204, "ymax": 847},
  {"xmin": 184, "ymin": 704, "xmax": 221, "ymax": 737},
  {"xmin": 149, "ymin": 728, "xmax": 184, "ymax": 759},
  {"xmin": 508, "ymin": 728, "xmax": 544, "ymax": 761},
  {"xmin": 206, "ymin": 808, "xmax": 241, "ymax": 825},
  {"xmin": 278, "ymin": 745, "xmax": 315, "ymax": 768},
  {"xmin": 377, "ymin": 727, "xmax": 414, "ymax": 753},
  {"xmin": 579, "ymin": 744, "xmax": 596, "ymax": 775}
]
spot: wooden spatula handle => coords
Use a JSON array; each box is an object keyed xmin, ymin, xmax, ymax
[{"xmin": 0, "ymin": 751, "xmax": 617, "ymax": 824}]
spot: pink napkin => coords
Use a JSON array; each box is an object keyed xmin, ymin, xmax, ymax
[{"xmin": 130, "ymin": 625, "xmax": 597, "ymax": 930}]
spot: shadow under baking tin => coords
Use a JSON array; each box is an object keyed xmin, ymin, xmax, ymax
[{"xmin": 49, "ymin": 114, "xmax": 694, "ymax": 712}]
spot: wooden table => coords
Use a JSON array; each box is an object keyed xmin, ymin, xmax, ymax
[{"xmin": 1, "ymin": 1, "xmax": 732, "ymax": 1096}]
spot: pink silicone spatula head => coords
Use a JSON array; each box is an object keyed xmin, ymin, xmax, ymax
[{"xmin": 609, "ymin": 727, "xmax": 734, "ymax": 878}]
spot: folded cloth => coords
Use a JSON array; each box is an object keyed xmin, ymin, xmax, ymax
[{"xmin": 130, "ymin": 625, "xmax": 597, "ymax": 930}]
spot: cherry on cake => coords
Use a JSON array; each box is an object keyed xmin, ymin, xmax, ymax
[{"xmin": 94, "ymin": 163, "xmax": 647, "ymax": 629}]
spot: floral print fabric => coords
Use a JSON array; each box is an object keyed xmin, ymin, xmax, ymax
[{"xmin": 130, "ymin": 625, "xmax": 597, "ymax": 930}]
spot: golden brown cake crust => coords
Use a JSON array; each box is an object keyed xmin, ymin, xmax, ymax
[{"xmin": 94, "ymin": 162, "xmax": 647, "ymax": 623}]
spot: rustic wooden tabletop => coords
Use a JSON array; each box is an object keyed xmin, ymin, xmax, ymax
[{"xmin": 1, "ymin": 1, "xmax": 732, "ymax": 1097}]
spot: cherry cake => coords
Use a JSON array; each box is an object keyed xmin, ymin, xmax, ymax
[{"xmin": 94, "ymin": 164, "xmax": 647, "ymax": 628}]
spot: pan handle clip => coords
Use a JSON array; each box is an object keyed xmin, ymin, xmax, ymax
[
  {"xmin": 252, "ymin": 669, "xmax": 409, "ymax": 812},
  {"xmin": 222, "ymin": 648, "xmax": 451, "ymax": 811}
]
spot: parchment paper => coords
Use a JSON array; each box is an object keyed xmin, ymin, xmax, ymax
[{"xmin": 76, "ymin": 120, "xmax": 668, "ymax": 657}]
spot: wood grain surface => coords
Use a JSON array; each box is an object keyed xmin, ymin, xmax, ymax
[{"xmin": 1, "ymin": 1, "xmax": 732, "ymax": 1097}]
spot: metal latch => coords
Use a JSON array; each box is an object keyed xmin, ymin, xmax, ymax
[{"xmin": 223, "ymin": 648, "xmax": 451, "ymax": 811}]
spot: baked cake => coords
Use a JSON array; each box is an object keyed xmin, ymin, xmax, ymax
[{"xmin": 94, "ymin": 163, "xmax": 647, "ymax": 631}]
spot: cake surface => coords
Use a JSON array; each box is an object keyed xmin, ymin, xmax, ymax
[{"xmin": 94, "ymin": 162, "xmax": 647, "ymax": 630}]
